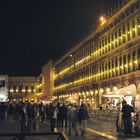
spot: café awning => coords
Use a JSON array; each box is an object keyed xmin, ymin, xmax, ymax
[{"xmin": 103, "ymin": 84, "xmax": 137, "ymax": 98}]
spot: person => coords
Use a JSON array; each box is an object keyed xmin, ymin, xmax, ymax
[
  {"xmin": 121, "ymin": 100, "xmax": 134, "ymax": 136},
  {"xmin": 50, "ymin": 104, "xmax": 58, "ymax": 132},
  {"xmin": 0, "ymin": 102, "xmax": 7, "ymax": 122},
  {"xmin": 68, "ymin": 104, "xmax": 78, "ymax": 136},
  {"xmin": 60, "ymin": 103, "xmax": 68, "ymax": 127},
  {"xmin": 39, "ymin": 102, "xmax": 45, "ymax": 122},
  {"xmin": 77, "ymin": 104, "xmax": 89, "ymax": 135}
]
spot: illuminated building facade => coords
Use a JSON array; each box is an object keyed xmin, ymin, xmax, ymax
[
  {"xmin": 8, "ymin": 76, "xmax": 36, "ymax": 101},
  {"xmin": 36, "ymin": 60, "xmax": 55, "ymax": 102},
  {"xmin": 54, "ymin": 0, "xmax": 140, "ymax": 107}
]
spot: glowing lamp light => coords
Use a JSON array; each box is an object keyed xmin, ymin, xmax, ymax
[
  {"xmin": 28, "ymin": 89, "xmax": 31, "ymax": 93},
  {"xmin": 16, "ymin": 89, "xmax": 18, "ymax": 92},
  {"xmin": 138, "ymin": 25, "xmax": 140, "ymax": 28},
  {"xmin": 22, "ymin": 89, "xmax": 26, "ymax": 92},
  {"xmin": 134, "ymin": 60, "xmax": 137, "ymax": 64},
  {"xmin": 120, "ymin": 66, "xmax": 123, "ymax": 69},
  {"xmin": 133, "ymin": 28, "xmax": 135, "ymax": 30},
  {"xmin": 129, "ymin": 62, "xmax": 132, "ymax": 65},
  {"xmin": 124, "ymin": 64, "xmax": 127, "ymax": 67},
  {"xmin": 90, "ymin": 91, "xmax": 94, "ymax": 95},
  {"xmin": 99, "ymin": 16, "xmax": 106, "ymax": 25},
  {"xmin": 10, "ymin": 89, "xmax": 14, "ymax": 93},
  {"xmin": 86, "ymin": 91, "xmax": 89, "ymax": 96},
  {"xmin": 128, "ymin": 31, "xmax": 130, "ymax": 34},
  {"xmin": 95, "ymin": 90, "xmax": 98, "ymax": 94},
  {"xmin": 100, "ymin": 16, "xmax": 104, "ymax": 21}
]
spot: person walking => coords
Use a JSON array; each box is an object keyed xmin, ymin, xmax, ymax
[
  {"xmin": 121, "ymin": 100, "xmax": 135, "ymax": 136},
  {"xmin": 50, "ymin": 104, "xmax": 58, "ymax": 132},
  {"xmin": 77, "ymin": 104, "xmax": 89, "ymax": 135},
  {"xmin": 68, "ymin": 104, "xmax": 79, "ymax": 136},
  {"xmin": 60, "ymin": 103, "xmax": 68, "ymax": 127}
]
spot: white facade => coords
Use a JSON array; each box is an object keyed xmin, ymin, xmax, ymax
[{"xmin": 0, "ymin": 75, "xmax": 8, "ymax": 102}]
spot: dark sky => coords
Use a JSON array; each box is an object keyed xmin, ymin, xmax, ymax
[{"xmin": 0, "ymin": 0, "xmax": 116, "ymax": 76}]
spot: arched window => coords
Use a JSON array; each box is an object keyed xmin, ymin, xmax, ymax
[
  {"xmin": 115, "ymin": 58, "xmax": 118, "ymax": 76},
  {"xmin": 112, "ymin": 60, "xmax": 115, "ymax": 77},
  {"xmin": 132, "ymin": 20, "xmax": 135, "ymax": 38},
  {"xmin": 119, "ymin": 56, "xmax": 123, "ymax": 75},
  {"xmin": 133, "ymin": 51, "xmax": 136, "ymax": 71},
  {"xmin": 108, "ymin": 35, "xmax": 111, "ymax": 51},
  {"xmin": 118, "ymin": 28, "xmax": 122, "ymax": 46},
  {"xmin": 123, "ymin": 55, "xmax": 127, "ymax": 74},
  {"xmin": 127, "ymin": 22, "xmax": 130, "ymax": 40},
  {"xmin": 128, "ymin": 54, "xmax": 131, "ymax": 72},
  {"xmin": 108, "ymin": 61, "xmax": 111, "ymax": 78}
]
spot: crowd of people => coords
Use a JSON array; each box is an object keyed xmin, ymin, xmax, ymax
[
  {"xmin": 0, "ymin": 101, "xmax": 90, "ymax": 136},
  {"xmin": 0, "ymin": 100, "xmax": 139, "ymax": 137}
]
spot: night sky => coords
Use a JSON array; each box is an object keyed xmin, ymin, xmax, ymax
[{"xmin": 0, "ymin": 0, "xmax": 116, "ymax": 76}]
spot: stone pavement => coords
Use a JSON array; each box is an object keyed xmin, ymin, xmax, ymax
[{"xmin": 0, "ymin": 120, "xmax": 140, "ymax": 140}]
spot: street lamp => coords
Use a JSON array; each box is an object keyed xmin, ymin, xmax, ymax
[{"xmin": 99, "ymin": 16, "xmax": 106, "ymax": 26}]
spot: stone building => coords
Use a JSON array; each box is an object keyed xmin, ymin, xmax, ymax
[{"xmin": 54, "ymin": 0, "xmax": 140, "ymax": 107}]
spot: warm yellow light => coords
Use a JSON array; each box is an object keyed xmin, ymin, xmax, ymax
[
  {"xmin": 138, "ymin": 25, "xmax": 140, "ymax": 28},
  {"xmin": 120, "ymin": 66, "xmax": 123, "ymax": 69},
  {"xmin": 133, "ymin": 28, "xmax": 135, "ymax": 31},
  {"xmin": 128, "ymin": 31, "xmax": 130, "ymax": 34},
  {"xmin": 95, "ymin": 90, "xmax": 98, "ymax": 94},
  {"xmin": 22, "ymin": 89, "xmax": 26, "ymax": 92},
  {"xmin": 36, "ymin": 92, "xmax": 43, "ymax": 96},
  {"xmin": 134, "ymin": 60, "xmax": 137, "ymax": 64},
  {"xmin": 86, "ymin": 91, "xmax": 89, "ymax": 96},
  {"xmin": 123, "ymin": 34, "xmax": 125, "ymax": 37},
  {"xmin": 129, "ymin": 62, "xmax": 132, "ymax": 66},
  {"xmin": 124, "ymin": 64, "xmax": 127, "ymax": 67},
  {"xmin": 28, "ymin": 89, "xmax": 31, "ymax": 93},
  {"xmin": 100, "ymin": 16, "xmax": 104, "ymax": 21},
  {"xmin": 10, "ymin": 89, "xmax": 14, "ymax": 93},
  {"xmin": 99, "ymin": 16, "xmax": 106, "ymax": 25},
  {"xmin": 16, "ymin": 89, "xmax": 18, "ymax": 92},
  {"xmin": 37, "ymin": 84, "xmax": 42, "ymax": 88}
]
